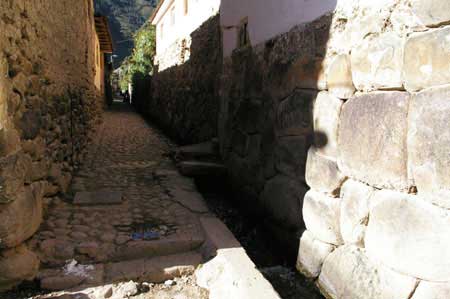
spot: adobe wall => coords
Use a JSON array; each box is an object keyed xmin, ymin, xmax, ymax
[
  {"xmin": 0, "ymin": 0, "xmax": 102, "ymax": 290},
  {"xmin": 219, "ymin": 0, "xmax": 450, "ymax": 297},
  {"xmin": 144, "ymin": 15, "xmax": 222, "ymax": 144}
]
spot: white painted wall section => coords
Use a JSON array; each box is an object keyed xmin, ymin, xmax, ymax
[
  {"xmin": 152, "ymin": 0, "xmax": 220, "ymax": 58},
  {"xmin": 220, "ymin": 0, "xmax": 338, "ymax": 57}
]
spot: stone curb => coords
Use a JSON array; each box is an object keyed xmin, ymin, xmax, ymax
[{"xmin": 196, "ymin": 216, "xmax": 281, "ymax": 299}]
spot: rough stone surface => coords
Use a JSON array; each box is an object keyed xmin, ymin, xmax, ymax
[
  {"xmin": 408, "ymin": 85, "xmax": 450, "ymax": 208},
  {"xmin": 73, "ymin": 191, "xmax": 123, "ymax": 206},
  {"xmin": 302, "ymin": 190, "xmax": 342, "ymax": 245},
  {"xmin": 339, "ymin": 179, "xmax": 374, "ymax": 246},
  {"xmin": 0, "ymin": 184, "xmax": 44, "ymax": 248},
  {"xmin": 338, "ymin": 91, "xmax": 410, "ymax": 190},
  {"xmin": 327, "ymin": 54, "xmax": 355, "ymax": 99},
  {"xmin": 32, "ymin": 106, "xmax": 206, "ymax": 270},
  {"xmin": 318, "ymin": 245, "xmax": 417, "ymax": 299},
  {"xmin": 412, "ymin": 281, "xmax": 450, "ymax": 299},
  {"xmin": 140, "ymin": 15, "xmax": 222, "ymax": 144},
  {"xmin": 0, "ymin": 0, "xmax": 102, "ymax": 289},
  {"xmin": 312, "ymin": 91, "xmax": 343, "ymax": 158},
  {"xmin": 351, "ymin": 32, "xmax": 404, "ymax": 91},
  {"xmin": 296, "ymin": 230, "xmax": 335, "ymax": 279},
  {"xmin": 410, "ymin": 0, "xmax": 450, "ymax": 27},
  {"xmin": 261, "ymin": 175, "xmax": 306, "ymax": 229},
  {"xmin": 366, "ymin": 191, "xmax": 450, "ymax": 281},
  {"xmin": 196, "ymin": 248, "xmax": 280, "ymax": 299},
  {"xmin": 404, "ymin": 26, "xmax": 450, "ymax": 91},
  {"xmin": 305, "ymin": 148, "xmax": 346, "ymax": 197},
  {"xmin": 0, "ymin": 245, "xmax": 39, "ymax": 292}
]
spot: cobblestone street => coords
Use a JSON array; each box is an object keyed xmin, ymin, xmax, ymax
[{"xmin": 25, "ymin": 102, "xmax": 211, "ymax": 298}]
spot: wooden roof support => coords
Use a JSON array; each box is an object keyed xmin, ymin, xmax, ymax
[{"xmin": 94, "ymin": 16, "xmax": 114, "ymax": 53}]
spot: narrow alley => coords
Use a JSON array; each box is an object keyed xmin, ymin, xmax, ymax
[
  {"xmin": 2, "ymin": 0, "xmax": 450, "ymax": 298},
  {"xmin": 4, "ymin": 102, "xmax": 287, "ymax": 299}
]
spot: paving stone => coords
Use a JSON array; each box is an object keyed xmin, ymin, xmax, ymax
[
  {"xmin": 73, "ymin": 191, "xmax": 123, "ymax": 205},
  {"xmin": 32, "ymin": 106, "xmax": 210, "ymax": 286}
]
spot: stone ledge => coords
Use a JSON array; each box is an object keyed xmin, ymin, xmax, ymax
[{"xmin": 197, "ymin": 216, "xmax": 281, "ymax": 299}]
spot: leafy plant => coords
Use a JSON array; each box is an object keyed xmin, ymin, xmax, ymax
[{"xmin": 118, "ymin": 21, "xmax": 156, "ymax": 90}]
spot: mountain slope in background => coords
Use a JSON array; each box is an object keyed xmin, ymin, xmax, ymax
[{"xmin": 94, "ymin": 0, "xmax": 158, "ymax": 65}]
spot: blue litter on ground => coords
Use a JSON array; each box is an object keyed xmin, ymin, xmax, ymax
[{"xmin": 131, "ymin": 231, "xmax": 160, "ymax": 241}]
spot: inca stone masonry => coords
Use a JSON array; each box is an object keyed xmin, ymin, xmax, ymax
[{"xmin": 145, "ymin": 0, "xmax": 450, "ymax": 298}]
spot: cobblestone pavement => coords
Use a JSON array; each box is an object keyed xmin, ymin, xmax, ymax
[{"xmin": 27, "ymin": 103, "xmax": 210, "ymax": 295}]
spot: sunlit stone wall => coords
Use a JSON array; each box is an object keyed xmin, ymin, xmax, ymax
[
  {"xmin": 219, "ymin": 0, "xmax": 450, "ymax": 297},
  {"xmin": 0, "ymin": 0, "xmax": 102, "ymax": 291}
]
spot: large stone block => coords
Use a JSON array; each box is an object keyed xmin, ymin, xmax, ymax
[
  {"xmin": 338, "ymin": 92, "xmax": 410, "ymax": 190},
  {"xmin": 302, "ymin": 190, "xmax": 341, "ymax": 245},
  {"xmin": 366, "ymin": 191, "xmax": 450, "ymax": 281},
  {"xmin": 339, "ymin": 179, "xmax": 374, "ymax": 246},
  {"xmin": 0, "ymin": 182, "xmax": 44, "ymax": 248},
  {"xmin": 318, "ymin": 245, "xmax": 417, "ymax": 299},
  {"xmin": 0, "ymin": 153, "xmax": 31, "ymax": 203},
  {"xmin": 327, "ymin": 54, "xmax": 355, "ymax": 99},
  {"xmin": 404, "ymin": 26, "xmax": 450, "ymax": 91},
  {"xmin": 275, "ymin": 136, "xmax": 309, "ymax": 180},
  {"xmin": 296, "ymin": 230, "xmax": 335, "ymax": 279},
  {"xmin": 312, "ymin": 91, "xmax": 343, "ymax": 158},
  {"xmin": 411, "ymin": 0, "xmax": 450, "ymax": 27},
  {"xmin": 412, "ymin": 281, "xmax": 450, "ymax": 299},
  {"xmin": 408, "ymin": 85, "xmax": 450, "ymax": 208},
  {"xmin": 261, "ymin": 175, "xmax": 306, "ymax": 229},
  {"xmin": 0, "ymin": 245, "xmax": 40, "ymax": 292},
  {"xmin": 275, "ymin": 89, "xmax": 315, "ymax": 137},
  {"xmin": 305, "ymin": 148, "xmax": 346, "ymax": 197},
  {"xmin": 351, "ymin": 32, "xmax": 404, "ymax": 91}
]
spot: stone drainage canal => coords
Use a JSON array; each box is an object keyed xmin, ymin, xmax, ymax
[{"xmin": 194, "ymin": 175, "xmax": 324, "ymax": 299}]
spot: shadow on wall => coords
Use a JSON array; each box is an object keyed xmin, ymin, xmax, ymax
[
  {"xmin": 132, "ymin": 15, "xmax": 222, "ymax": 145},
  {"xmin": 219, "ymin": 5, "xmax": 337, "ymax": 259}
]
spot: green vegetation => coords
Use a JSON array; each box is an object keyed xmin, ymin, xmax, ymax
[
  {"xmin": 94, "ymin": 0, "xmax": 157, "ymax": 64},
  {"xmin": 118, "ymin": 21, "xmax": 156, "ymax": 91}
]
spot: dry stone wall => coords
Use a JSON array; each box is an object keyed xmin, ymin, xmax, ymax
[
  {"xmin": 220, "ymin": 0, "xmax": 450, "ymax": 297},
  {"xmin": 141, "ymin": 15, "xmax": 222, "ymax": 144},
  {"xmin": 0, "ymin": 0, "xmax": 102, "ymax": 291}
]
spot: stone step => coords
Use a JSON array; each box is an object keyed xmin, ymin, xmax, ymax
[
  {"xmin": 177, "ymin": 161, "xmax": 227, "ymax": 177},
  {"xmin": 37, "ymin": 230, "xmax": 205, "ymax": 268},
  {"xmin": 172, "ymin": 141, "xmax": 219, "ymax": 161},
  {"xmin": 112, "ymin": 232, "xmax": 205, "ymax": 262},
  {"xmin": 38, "ymin": 251, "xmax": 203, "ymax": 291},
  {"xmin": 104, "ymin": 251, "xmax": 203, "ymax": 283}
]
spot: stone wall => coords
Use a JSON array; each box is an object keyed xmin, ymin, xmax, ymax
[
  {"xmin": 220, "ymin": 0, "xmax": 450, "ymax": 297},
  {"xmin": 0, "ymin": 0, "xmax": 102, "ymax": 291},
  {"xmin": 219, "ymin": 14, "xmax": 332, "ymax": 253},
  {"xmin": 143, "ymin": 15, "xmax": 222, "ymax": 144}
]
